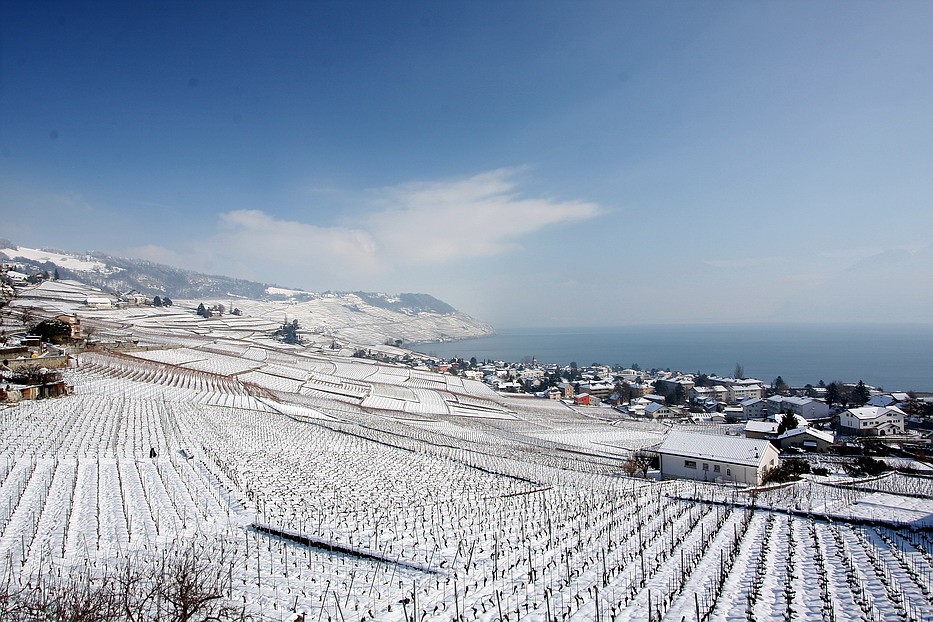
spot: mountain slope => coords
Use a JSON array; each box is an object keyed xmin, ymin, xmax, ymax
[{"xmin": 0, "ymin": 241, "xmax": 494, "ymax": 344}]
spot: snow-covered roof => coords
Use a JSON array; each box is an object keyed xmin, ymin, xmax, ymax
[
  {"xmin": 845, "ymin": 406, "xmax": 905, "ymax": 421},
  {"xmin": 868, "ymin": 393, "xmax": 911, "ymax": 407},
  {"xmin": 658, "ymin": 430, "xmax": 773, "ymax": 467},
  {"xmin": 768, "ymin": 395, "xmax": 819, "ymax": 406},
  {"xmin": 775, "ymin": 426, "xmax": 834, "ymax": 443},
  {"xmin": 745, "ymin": 421, "xmax": 778, "ymax": 434}
]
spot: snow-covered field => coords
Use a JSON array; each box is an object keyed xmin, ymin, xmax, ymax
[{"xmin": 3, "ymin": 283, "xmax": 933, "ymax": 620}]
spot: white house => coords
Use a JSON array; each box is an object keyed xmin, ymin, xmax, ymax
[
  {"xmin": 741, "ymin": 398, "xmax": 768, "ymax": 419},
  {"xmin": 689, "ymin": 385, "xmax": 729, "ymax": 403},
  {"xmin": 657, "ymin": 430, "xmax": 780, "ymax": 485},
  {"xmin": 707, "ymin": 376, "xmax": 766, "ymax": 402},
  {"xmin": 645, "ymin": 401, "xmax": 686, "ymax": 419},
  {"xmin": 838, "ymin": 406, "xmax": 906, "ymax": 436},
  {"xmin": 766, "ymin": 396, "xmax": 830, "ymax": 421}
]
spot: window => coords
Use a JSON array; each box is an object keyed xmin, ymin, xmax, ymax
[
  {"xmin": 714, "ymin": 464, "xmax": 720, "ymax": 473},
  {"xmin": 726, "ymin": 468, "xmax": 731, "ymax": 476},
  {"xmin": 702, "ymin": 463, "xmax": 709, "ymax": 471},
  {"xmin": 684, "ymin": 460, "xmax": 696, "ymax": 469}
]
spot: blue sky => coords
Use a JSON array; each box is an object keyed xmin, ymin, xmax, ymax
[{"xmin": 2, "ymin": 1, "xmax": 932, "ymax": 326}]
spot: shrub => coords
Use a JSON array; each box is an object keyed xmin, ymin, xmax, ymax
[{"xmin": 762, "ymin": 458, "xmax": 811, "ymax": 484}]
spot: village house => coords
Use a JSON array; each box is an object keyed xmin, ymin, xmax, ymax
[
  {"xmin": 628, "ymin": 381, "xmax": 655, "ymax": 397},
  {"xmin": 120, "ymin": 291, "xmax": 150, "ymax": 306},
  {"xmin": 578, "ymin": 381, "xmax": 614, "ymax": 401},
  {"xmin": 838, "ymin": 406, "xmax": 906, "ymax": 436},
  {"xmin": 573, "ymin": 393, "xmax": 594, "ymax": 406},
  {"xmin": 623, "ymin": 396, "xmax": 651, "ymax": 417},
  {"xmin": 741, "ymin": 397, "xmax": 768, "ymax": 420},
  {"xmin": 645, "ymin": 402, "xmax": 686, "ymax": 419},
  {"xmin": 654, "ymin": 376, "xmax": 695, "ymax": 398},
  {"xmin": 53, "ymin": 314, "xmax": 83, "ymax": 340},
  {"xmin": 707, "ymin": 376, "xmax": 766, "ymax": 402},
  {"xmin": 657, "ymin": 430, "xmax": 780, "ymax": 485},
  {"xmin": 766, "ymin": 395, "xmax": 830, "ymax": 421},
  {"xmin": 867, "ymin": 393, "xmax": 910, "ymax": 408},
  {"xmin": 613, "ymin": 368, "xmax": 644, "ymax": 383},
  {"xmin": 689, "ymin": 385, "xmax": 729, "ymax": 403},
  {"xmin": 772, "ymin": 426, "xmax": 835, "ymax": 453},
  {"xmin": 744, "ymin": 420, "xmax": 779, "ymax": 440},
  {"xmin": 722, "ymin": 405, "xmax": 745, "ymax": 421}
]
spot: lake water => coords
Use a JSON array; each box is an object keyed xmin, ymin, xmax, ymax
[{"xmin": 414, "ymin": 324, "xmax": 933, "ymax": 392}]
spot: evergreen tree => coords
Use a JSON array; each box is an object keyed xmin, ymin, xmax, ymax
[
  {"xmin": 162, "ymin": 297, "xmax": 173, "ymax": 306},
  {"xmin": 273, "ymin": 318, "xmax": 301, "ymax": 344},
  {"xmin": 854, "ymin": 380, "xmax": 871, "ymax": 406},
  {"xmin": 153, "ymin": 296, "xmax": 163, "ymax": 307},
  {"xmin": 825, "ymin": 382, "xmax": 840, "ymax": 407},
  {"xmin": 777, "ymin": 412, "xmax": 801, "ymax": 435},
  {"xmin": 31, "ymin": 319, "xmax": 72, "ymax": 343}
]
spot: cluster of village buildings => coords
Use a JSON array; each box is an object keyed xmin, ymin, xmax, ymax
[
  {"xmin": 0, "ymin": 328, "xmax": 73, "ymax": 402},
  {"xmin": 448, "ymin": 359, "xmax": 928, "ymax": 484},
  {"xmin": 470, "ymin": 361, "xmax": 910, "ymax": 435}
]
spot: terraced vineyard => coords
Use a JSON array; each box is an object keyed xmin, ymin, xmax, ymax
[
  {"xmin": 2, "ymin": 281, "xmax": 932, "ymax": 619},
  {"xmin": 1, "ymin": 346, "xmax": 931, "ymax": 621}
]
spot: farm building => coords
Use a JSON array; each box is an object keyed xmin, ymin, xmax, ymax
[
  {"xmin": 84, "ymin": 296, "xmax": 114, "ymax": 309},
  {"xmin": 657, "ymin": 430, "xmax": 779, "ymax": 485}
]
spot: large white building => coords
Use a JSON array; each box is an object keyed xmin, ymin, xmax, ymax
[
  {"xmin": 838, "ymin": 406, "xmax": 905, "ymax": 436},
  {"xmin": 657, "ymin": 430, "xmax": 780, "ymax": 485},
  {"xmin": 83, "ymin": 296, "xmax": 114, "ymax": 309},
  {"xmin": 707, "ymin": 376, "xmax": 765, "ymax": 402},
  {"xmin": 766, "ymin": 395, "xmax": 830, "ymax": 421}
]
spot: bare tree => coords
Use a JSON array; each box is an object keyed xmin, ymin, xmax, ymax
[{"xmin": 0, "ymin": 544, "xmax": 250, "ymax": 622}]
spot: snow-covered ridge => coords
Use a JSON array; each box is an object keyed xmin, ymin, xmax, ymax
[
  {"xmin": 9, "ymin": 270, "xmax": 494, "ymax": 345},
  {"xmin": 0, "ymin": 245, "xmax": 121, "ymax": 275}
]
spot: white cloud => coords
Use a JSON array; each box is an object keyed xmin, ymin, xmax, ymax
[
  {"xmin": 128, "ymin": 169, "xmax": 604, "ymax": 289},
  {"xmin": 126, "ymin": 211, "xmax": 383, "ymax": 283},
  {"xmin": 215, "ymin": 210, "xmax": 383, "ymax": 277},
  {"xmin": 369, "ymin": 169, "xmax": 602, "ymax": 263}
]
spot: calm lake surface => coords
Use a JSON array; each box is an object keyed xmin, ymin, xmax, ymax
[{"xmin": 414, "ymin": 324, "xmax": 933, "ymax": 392}]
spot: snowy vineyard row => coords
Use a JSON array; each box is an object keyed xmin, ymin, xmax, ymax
[{"xmin": 1, "ymin": 356, "xmax": 932, "ymax": 620}]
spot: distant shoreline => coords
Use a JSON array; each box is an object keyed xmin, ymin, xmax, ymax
[{"xmin": 412, "ymin": 324, "xmax": 933, "ymax": 392}]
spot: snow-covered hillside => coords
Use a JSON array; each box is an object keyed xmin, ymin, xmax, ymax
[
  {"xmin": 1, "ymin": 243, "xmax": 494, "ymax": 345},
  {"xmin": 2, "ymin": 278, "xmax": 933, "ymax": 620}
]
